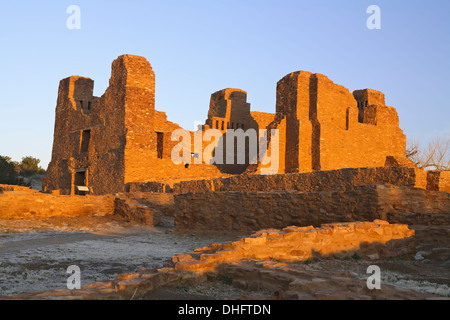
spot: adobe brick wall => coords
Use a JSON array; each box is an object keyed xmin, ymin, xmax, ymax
[
  {"xmin": 0, "ymin": 192, "xmax": 115, "ymax": 219},
  {"xmin": 174, "ymin": 185, "xmax": 450, "ymax": 232}
]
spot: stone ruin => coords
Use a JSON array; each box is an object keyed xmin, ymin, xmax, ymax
[
  {"xmin": 1, "ymin": 54, "xmax": 449, "ymax": 300},
  {"xmin": 42, "ymin": 54, "xmax": 413, "ymax": 196}
]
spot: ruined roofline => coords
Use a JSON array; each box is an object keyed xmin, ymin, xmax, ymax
[
  {"xmin": 211, "ymin": 88, "xmax": 248, "ymax": 100},
  {"xmin": 58, "ymin": 54, "xmax": 152, "ymax": 92},
  {"xmin": 60, "ymin": 75, "xmax": 93, "ymax": 82},
  {"xmin": 278, "ymin": 71, "xmax": 387, "ymax": 103},
  {"xmin": 250, "ymin": 111, "xmax": 275, "ymax": 116},
  {"xmin": 353, "ymin": 88, "xmax": 386, "ymax": 106},
  {"xmin": 353, "ymin": 88, "xmax": 385, "ymax": 95}
]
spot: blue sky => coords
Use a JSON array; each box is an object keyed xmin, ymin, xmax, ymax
[{"xmin": 0, "ymin": 0, "xmax": 449, "ymax": 167}]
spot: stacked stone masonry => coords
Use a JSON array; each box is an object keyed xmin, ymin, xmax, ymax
[
  {"xmin": 114, "ymin": 198, "xmax": 160, "ymax": 226},
  {"xmin": 128, "ymin": 166, "xmax": 449, "ymax": 194},
  {"xmin": 0, "ymin": 191, "xmax": 115, "ymax": 219},
  {"xmin": 173, "ymin": 220, "xmax": 416, "ymax": 273},
  {"xmin": 43, "ymin": 54, "xmax": 415, "ymax": 195},
  {"xmin": 174, "ymin": 185, "xmax": 450, "ymax": 233}
]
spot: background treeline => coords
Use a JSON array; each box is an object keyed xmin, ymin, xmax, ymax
[{"xmin": 0, "ymin": 155, "xmax": 46, "ymax": 186}]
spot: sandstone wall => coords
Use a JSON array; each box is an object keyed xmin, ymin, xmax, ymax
[
  {"xmin": 440, "ymin": 171, "xmax": 450, "ymax": 193},
  {"xmin": 43, "ymin": 55, "xmax": 229, "ymax": 195},
  {"xmin": 174, "ymin": 185, "xmax": 450, "ymax": 232},
  {"xmin": 173, "ymin": 220, "xmax": 416, "ymax": 273},
  {"xmin": 0, "ymin": 192, "xmax": 115, "ymax": 219},
  {"xmin": 172, "ymin": 166, "xmax": 420, "ymax": 194},
  {"xmin": 0, "ymin": 184, "xmax": 38, "ymax": 193},
  {"xmin": 43, "ymin": 59, "xmax": 130, "ymax": 195},
  {"xmin": 127, "ymin": 181, "xmax": 169, "ymax": 193},
  {"xmin": 117, "ymin": 191, "xmax": 175, "ymax": 216},
  {"xmin": 43, "ymin": 54, "xmax": 412, "ymax": 195},
  {"xmin": 427, "ymin": 171, "xmax": 450, "ymax": 193},
  {"xmin": 114, "ymin": 198, "xmax": 160, "ymax": 226},
  {"xmin": 266, "ymin": 71, "xmax": 406, "ymax": 174}
]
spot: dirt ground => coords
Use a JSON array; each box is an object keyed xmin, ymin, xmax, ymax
[
  {"xmin": 0, "ymin": 215, "xmax": 240, "ymax": 296},
  {"xmin": 0, "ymin": 215, "xmax": 449, "ymax": 299}
]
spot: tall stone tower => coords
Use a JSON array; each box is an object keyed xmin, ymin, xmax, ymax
[{"xmin": 43, "ymin": 55, "xmax": 157, "ymax": 195}]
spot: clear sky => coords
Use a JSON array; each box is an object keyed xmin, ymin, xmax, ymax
[{"xmin": 0, "ymin": 0, "xmax": 449, "ymax": 168}]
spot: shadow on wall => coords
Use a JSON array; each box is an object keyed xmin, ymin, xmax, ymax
[
  {"xmin": 213, "ymin": 116, "xmax": 260, "ymax": 175},
  {"xmin": 204, "ymin": 88, "xmax": 263, "ymax": 175}
]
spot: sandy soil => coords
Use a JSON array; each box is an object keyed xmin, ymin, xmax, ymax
[
  {"xmin": 0, "ymin": 215, "xmax": 449, "ymax": 299},
  {"xmin": 0, "ymin": 215, "xmax": 239, "ymax": 296}
]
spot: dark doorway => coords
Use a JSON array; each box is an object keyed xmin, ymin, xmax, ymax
[
  {"xmin": 74, "ymin": 171, "xmax": 86, "ymax": 186},
  {"xmin": 74, "ymin": 170, "xmax": 89, "ymax": 195}
]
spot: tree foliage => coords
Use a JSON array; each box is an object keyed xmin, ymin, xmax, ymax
[
  {"xmin": 0, "ymin": 156, "xmax": 21, "ymax": 185},
  {"xmin": 0, "ymin": 155, "xmax": 46, "ymax": 186},
  {"xmin": 18, "ymin": 156, "xmax": 46, "ymax": 176}
]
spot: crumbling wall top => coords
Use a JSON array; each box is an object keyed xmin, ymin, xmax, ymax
[{"xmin": 110, "ymin": 54, "xmax": 155, "ymax": 90}]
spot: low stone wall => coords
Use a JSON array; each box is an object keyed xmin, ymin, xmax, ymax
[
  {"xmin": 427, "ymin": 171, "xmax": 450, "ymax": 193},
  {"xmin": 173, "ymin": 220, "xmax": 416, "ymax": 273},
  {"xmin": 126, "ymin": 167, "xmax": 450, "ymax": 195},
  {"xmin": 376, "ymin": 184, "xmax": 450, "ymax": 223},
  {"xmin": 126, "ymin": 181, "xmax": 170, "ymax": 193},
  {"xmin": 114, "ymin": 198, "xmax": 160, "ymax": 226},
  {"xmin": 441, "ymin": 171, "xmax": 450, "ymax": 193},
  {"xmin": 0, "ymin": 184, "xmax": 38, "ymax": 193},
  {"xmin": 172, "ymin": 167, "xmax": 420, "ymax": 194},
  {"xmin": 174, "ymin": 185, "xmax": 450, "ymax": 232},
  {"xmin": 117, "ymin": 192, "xmax": 175, "ymax": 216},
  {"xmin": 0, "ymin": 192, "xmax": 115, "ymax": 219}
]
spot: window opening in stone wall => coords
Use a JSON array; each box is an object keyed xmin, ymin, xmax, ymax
[
  {"xmin": 346, "ymin": 107, "xmax": 350, "ymax": 130},
  {"xmin": 157, "ymin": 132, "xmax": 164, "ymax": 159},
  {"xmin": 80, "ymin": 130, "xmax": 91, "ymax": 154}
]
